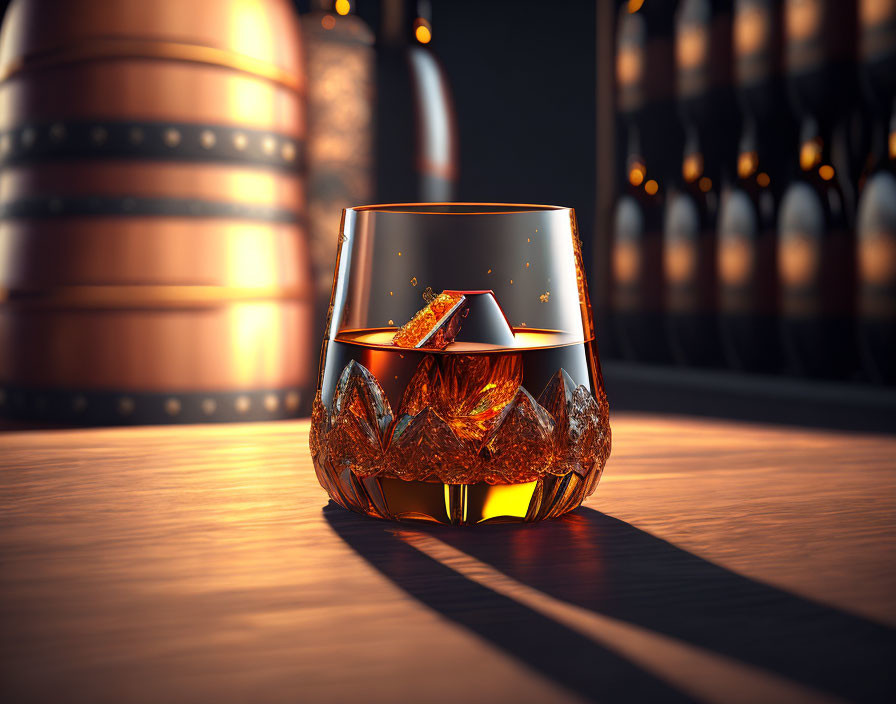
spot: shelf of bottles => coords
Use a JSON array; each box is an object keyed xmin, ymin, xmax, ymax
[{"xmin": 604, "ymin": 0, "xmax": 896, "ymax": 385}]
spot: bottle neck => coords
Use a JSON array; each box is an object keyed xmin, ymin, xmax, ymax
[
  {"xmin": 624, "ymin": 125, "xmax": 647, "ymax": 187},
  {"xmin": 797, "ymin": 115, "xmax": 836, "ymax": 176},
  {"xmin": 736, "ymin": 114, "xmax": 784, "ymax": 183},
  {"xmin": 681, "ymin": 124, "xmax": 721, "ymax": 192}
]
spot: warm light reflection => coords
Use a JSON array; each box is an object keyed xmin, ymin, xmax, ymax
[
  {"xmin": 889, "ymin": 131, "xmax": 896, "ymax": 159},
  {"xmin": 780, "ymin": 232, "xmax": 817, "ymax": 286},
  {"xmin": 719, "ymin": 233, "xmax": 753, "ymax": 285},
  {"xmin": 799, "ymin": 139, "xmax": 822, "ymax": 170},
  {"xmin": 698, "ymin": 176, "xmax": 712, "ymax": 193},
  {"xmin": 230, "ymin": 302, "xmax": 287, "ymax": 385},
  {"xmin": 682, "ymin": 153, "xmax": 703, "ymax": 182},
  {"xmin": 335, "ymin": 0, "xmax": 350, "ymax": 15},
  {"xmin": 478, "ymin": 481, "xmax": 538, "ymax": 521},
  {"xmin": 860, "ymin": 0, "xmax": 896, "ymax": 26},
  {"xmin": 629, "ymin": 162, "xmax": 645, "ymax": 186},
  {"xmin": 734, "ymin": 3, "xmax": 768, "ymax": 56},
  {"xmin": 786, "ymin": 0, "xmax": 822, "ymax": 41},
  {"xmin": 666, "ymin": 239, "xmax": 696, "ymax": 283},
  {"xmin": 628, "ymin": 0, "xmax": 645, "ymax": 13},
  {"xmin": 616, "ymin": 46, "xmax": 644, "ymax": 85},
  {"xmin": 224, "ymin": 223, "xmax": 285, "ymax": 286},
  {"xmin": 676, "ymin": 24, "xmax": 708, "ymax": 69},
  {"xmin": 860, "ymin": 229, "xmax": 896, "ymax": 285},
  {"xmin": 224, "ymin": 73, "xmax": 283, "ymax": 127},
  {"xmin": 644, "ymin": 179, "xmax": 658, "ymax": 195},
  {"xmin": 228, "ymin": 0, "xmax": 270, "ymax": 66},
  {"xmin": 415, "ymin": 20, "xmax": 432, "ymax": 44},
  {"xmin": 737, "ymin": 151, "xmax": 758, "ymax": 179},
  {"xmin": 321, "ymin": 14, "xmax": 336, "ymax": 30},
  {"xmin": 818, "ymin": 164, "xmax": 835, "ymax": 181},
  {"xmin": 757, "ymin": 172, "xmax": 770, "ymax": 188}
]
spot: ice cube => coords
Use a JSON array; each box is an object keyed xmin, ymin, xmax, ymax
[
  {"xmin": 391, "ymin": 291, "xmax": 465, "ymax": 349},
  {"xmin": 391, "ymin": 290, "xmax": 516, "ymax": 350},
  {"xmin": 450, "ymin": 291, "xmax": 516, "ymax": 348}
]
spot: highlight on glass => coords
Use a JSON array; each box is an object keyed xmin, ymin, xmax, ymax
[{"xmin": 310, "ymin": 203, "xmax": 611, "ymax": 524}]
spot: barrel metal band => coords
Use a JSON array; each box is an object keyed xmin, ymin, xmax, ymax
[
  {"xmin": 0, "ymin": 284, "xmax": 310, "ymax": 308},
  {"xmin": 0, "ymin": 120, "xmax": 304, "ymax": 171},
  {"xmin": 0, "ymin": 385, "xmax": 307, "ymax": 424},
  {"xmin": 0, "ymin": 38, "xmax": 303, "ymax": 92},
  {"xmin": 0, "ymin": 195, "xmax": 302, "ymax": 223}
]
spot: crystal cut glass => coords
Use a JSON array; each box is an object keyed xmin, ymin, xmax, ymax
[{"xmin": 311, "ymin": 203, "xmax": 611, "ymax": 524}]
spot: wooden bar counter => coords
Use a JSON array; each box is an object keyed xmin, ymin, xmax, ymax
[{"xmin": 1, "ymin": 414, "xmax": 894, "ymax": 703}]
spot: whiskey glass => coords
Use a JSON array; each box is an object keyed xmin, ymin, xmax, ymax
[{"xmin": 310, "ymin": 204, "xmax": 610, "ymax": 524}]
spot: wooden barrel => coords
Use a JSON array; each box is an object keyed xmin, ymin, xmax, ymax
[{"xmin": 0, "ymin": 0, "xmax": 313, "ymax": 424}]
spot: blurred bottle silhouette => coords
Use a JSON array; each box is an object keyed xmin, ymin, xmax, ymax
[
  {"xmin": 302, "ymin": 0, "xmax": 374, "ymax": 344},
  {"xmin": 0, "ymin": 0, "xmax": 313, "ymax": 424},
  {"xmin": 778, "ymin": 0, "xmax": 858, "ymax": 378},
  {"xmin": 611, "ymin": 2, "xmax": 678, "ymax": 364},
  {"xmin": 856, "ymin": 0, "xmax": 896, "ymax": 383},
  {"xmin": 717, "ymin": 0, "xmax": 794, "ymax": 372},
  {"xmin": 374, "ymin": 0, "xmax": 457, "ymax": 203},
  {"xmin": 665, "ymin": 0, "xmax": 737, "ymax": 366}
]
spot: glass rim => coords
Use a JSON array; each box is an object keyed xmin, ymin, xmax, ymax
[{"xmin": 346, "ymin": 202, "xmax": 572, "ymax": 215}]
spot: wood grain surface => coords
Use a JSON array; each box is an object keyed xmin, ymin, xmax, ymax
[{"xmin": 1, "ymin": 415, "xmax": 894, "ymax": 703}]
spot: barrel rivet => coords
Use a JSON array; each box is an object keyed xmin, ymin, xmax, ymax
[
  {"xmin": 49, "ymin": 123, "xmax": 66, "ymax": 141},
  {"xmin": 200, "ymin": 129, "xmax": 217, "ymax": 149},
  {"xmin": 281, "ymin": 142, "xmax": 296, "ymax": 161},
  {"xmin": 202, "ymin": 398, "xmax": 217, "ymax": 415},
  {"xmin": 262, "ymin": 135, "xmax": 277, "ymax": 155},
  {"xmin": 118, "ymin": 397, "xmax": 135, "ymax": 415},
  {"xmin": 165, "ymin": 398, "xmax": 181, "ymax": 416},
  {"xmin": 285, "ymin": 391, "xmax": 300, "ymax": 412},
  {"xmin": 264, "ymin": 393, "xmax": 279, "ymax": 412},
  {"xmin": 163, "ymin": 128, "xmax": 181, "ymax": 147},
  {"xmin": 233, "ymin": 132, "xmax": 248, "ymax": 150},
  {"xmin": 235, "ymin": 395, "xmax": 251, "ymax": 413},
  {"xmin": 129, "ymin": 127, "xmax": 144, "ymax": 144},
  {"xmin": 91, "ymin": 126, "xmax": 108, "ymax": 145}
]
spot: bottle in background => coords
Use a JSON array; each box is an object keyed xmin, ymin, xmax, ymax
[
  {"xmin": 611, "ymin": 2, "xmax": 679, "ymax": 364},
  {"xmin": 777, "ymin": 0, "xmax": 858, "ymax": 378},
  {"xmin": 302, "ymin": 0, "xmax": 375, "ymax": 341},
  {"xmin": 856, "ymin": 0, "xmax": 896, "ymax": 383},
  {"xmin": 717, "ymin": 0, "xmax": 794, "ymax": 372},
  {"xmin": 665, "ymin": 0, "xmax": 738, "ymax": 366},
  {"xmin": 374, "ymin": 0, "xmax": 457, "ymax": 203}
]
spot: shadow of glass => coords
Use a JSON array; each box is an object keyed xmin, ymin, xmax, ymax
[
  {"xmin": 324, "ymin": 503, "xmax": 695, "ymax": 704},
  {"xmin": 324, "ymin": 504, "xmax": 896, "ymax": 704}
]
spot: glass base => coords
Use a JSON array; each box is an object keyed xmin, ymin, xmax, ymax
[{"xmin": 315, "ymin": 461, "xmax": 603, "ymax": 525}]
